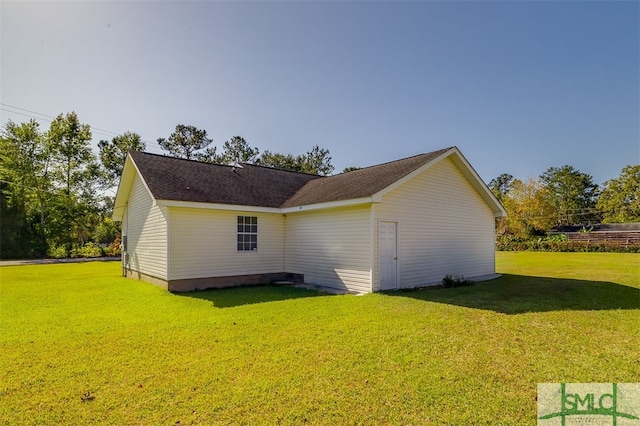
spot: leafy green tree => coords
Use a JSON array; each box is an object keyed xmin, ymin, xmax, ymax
[
  {"xmin": 488, "ymin": 173, "xmax": 514, "ymax": 201},
  {"xmin": 47, "ymin": 112, "xmax": 95, "ymax": 195},
  {"xmin": 540, "ymin": 165, "xmax": 599, "ymax": 225},
  {"xmin": 501, "ymin": 178, "xmax": 556, "ymax": 237},
  {"xmin": 1, "ymin": 114, "xmax": 129, "ymax": 258},
  {"xmin": 596, "ymin": 165, "xmax": 640, "ymax": 223},
  {"xmin": 157, "ymin": 124, "xmax": 213, "ymax": 160},
  {"xmin": 216, "ymin": 136, "xmax": 259, "ymax": 164},
  {"xmin": 0, "ymin": 119, "xmax": 49, "ymax": 257},
  {"xmin": 194, "ymin": 146, "xmax": 219, "ymax": 164},
  {"xmin": 301, "ymin": 145, "xmax": 334, "ymax": 175},
  {"xmin": 46, "ymin": 112, "xmax": 99, "ymax": 254},
  {"xmin": 93, "ymin": 216, "xmax": 119, "ymax": 245},
  {"xmin": 98, "ymin": 131, "xmax": 145, "ymax": 187},
  {"xmin": 0, "ymin": 120, "xmax": 47, "ymax": 209},
  {"xmin": 258, "ymin": 151, "xmax": 300, "ymax": 171},
  {"xmin": 258, "ymin": 145, "xmax": 334, "ymax": 176},
  {"xmin": 342, "ymin": 166, "xmax": 360, "ymax": 173}
]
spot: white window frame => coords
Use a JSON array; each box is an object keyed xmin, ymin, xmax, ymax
[{"xmin": 237, "ymin": 216, "xmax": 258, "ymax": 251}]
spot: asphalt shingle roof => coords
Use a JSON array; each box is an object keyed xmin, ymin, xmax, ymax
[
  {"xmin": 129, "ymin": 151, "xmax": 321, "ymax": 208},
  {"xmin": 282, "ymin": 147, "xmax": 452, "ymax": 207},
  {"xmin": 129, "ymin": 147, "xmax": 454, "ymax": 208}
]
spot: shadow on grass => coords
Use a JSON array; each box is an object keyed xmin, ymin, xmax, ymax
[
  {"xmin": 384, "ymin": 274, "xmax": 640, "ymax": 314},
  {"xmin": 172, "ymin": 284, "xmax": 325, "ymax": 308}
]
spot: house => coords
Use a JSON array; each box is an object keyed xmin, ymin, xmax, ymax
[{"xmin": 112, "ymin": 146, "xmax": 506, "ymax": 293}]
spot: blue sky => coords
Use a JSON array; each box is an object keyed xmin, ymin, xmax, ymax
[{"xmin": 1, "ymin": 1, "xmax": 638, "ymax": 185}]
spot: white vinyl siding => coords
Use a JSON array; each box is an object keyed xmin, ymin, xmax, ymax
[
  {"xmin": 169, "ymin": 208, "xmax": 284, "ymax": 280},
  {"xmin": 285, "ymin": 205, "xmax": 372, "ymax": 293},
  {"xmin": 123, "ymin": 174, "xmax": 168, "ymax": 280},
  {"xmin": 373, "ymin": 157, "xmax": 495, "ymax": 290}
]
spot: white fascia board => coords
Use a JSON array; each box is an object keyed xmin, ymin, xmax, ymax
[
  {"xmin": 446, "ymin": 149, "xmax": 507, "ymax": 217},
  {"xmin": 155, "ymin": 199, "xmax": 281, "ymax": 214},
  {"xmin": 159, "ymin": 197, "xmax": 376, "ymax": 214},
  {"xmin": 280, "ymin": 196, "xmax": 376, "ymax": 213},
  {"xmin": 112, "ymin": 154, "xmax": 149, "ymax": 221},
  {"xmin": 112, "ymin": 160, "xmax": 133, "ymax": 221}
]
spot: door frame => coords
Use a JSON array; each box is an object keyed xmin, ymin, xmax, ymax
[{"xmin": 379, "ymin": 220, "xmax": 399, "ymax": 290}]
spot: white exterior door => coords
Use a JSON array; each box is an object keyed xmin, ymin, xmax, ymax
[{"xmin": 379, "ymin": 221, "xmax": 398, "ymax": 290}]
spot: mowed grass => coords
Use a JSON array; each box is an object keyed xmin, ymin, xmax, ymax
[{"xmin": 1, "ymin": 253, "xmax": 638, "ymax": 425}]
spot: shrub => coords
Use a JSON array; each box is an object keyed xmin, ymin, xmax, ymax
[
  {"xmin": 71, "ymin": 242, "xmax": 104, "ymax": 258},
  {"xmin": 47, "ymin": 245, "xmax": 68, "ymax": 259},
  {"xmin": 442, "ymin": 274, "xmax": 473, "ymax": 288},
  {"xmin": 103, "ymin": 236, "xmax": 122, "ymax": 257}
]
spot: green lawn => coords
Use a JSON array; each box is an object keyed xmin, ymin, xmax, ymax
[{"xmin": 1, "ymin": 253, "xmax": 638, "ymax": 425}]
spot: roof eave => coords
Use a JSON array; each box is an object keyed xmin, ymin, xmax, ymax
[
  {"xmin": 446, "ymin": 148, "xmax": 507, "ymax": 217},
  {"xmin": 281, "ymin": 196, "xmax": 376, "ymax": 213},
  {"xmin": 126, "ymin": 196, "xmax": 374, "ymax": 215},
  {"xmin": 155, "ymin": 199, "xmax": 282, "ymax": 214},
  {"xmin": 112, "ymin": 154, "xmax": 138, "ymax": 221}
]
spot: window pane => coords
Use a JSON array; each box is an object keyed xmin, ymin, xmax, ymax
[{"xmin": 237, "ymin": 216, "xmax": 257, "ymax": 251}]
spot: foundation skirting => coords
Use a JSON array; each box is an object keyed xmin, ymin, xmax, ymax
[{"xmin": 123, "ymin": 268, "xmax": 304, "ymax": 292}]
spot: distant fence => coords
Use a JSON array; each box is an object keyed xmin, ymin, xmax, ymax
[
  {"xmin": 562, "ymin": 231, "xmax": 640, "ymax": 248},
  {"xmin": 497, "ymin": 233, "xmax": 640, "ymax": 252}
]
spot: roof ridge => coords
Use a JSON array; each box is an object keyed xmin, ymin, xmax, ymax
[
  {"xmin": 131, "ymin": 147, "xmax": 455, "ymax": 178},
  {"xmin": 131, "ymin": 151, "xmax": 323, "ymax": 177},
  {"xmin": 130, "ymin": 150, "xmax": 234, "ymax": 168},
  {"xmin": 333, "ymin": 146, "xmax": 455, "ymax": 175},
  {"xmin": 239, "ymin": 161, "xmax": 322, "ymax": 177}
]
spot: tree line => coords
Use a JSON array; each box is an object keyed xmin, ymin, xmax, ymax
[
  {"xmin": 1, "ymin": 112, "xmax": 638, "ymax": 258},
  {"xmin": 489, "ymin": 164, "xmax": 639, "ymax": 238},
  {"xmin": 155, "ymin": 124, "xmax": 335, "ymax": 176},
  {"xmin": 0, "ymin": 115, "xmax": 335, "ymax": 259}
]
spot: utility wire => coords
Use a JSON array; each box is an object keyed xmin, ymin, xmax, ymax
[
  {"xmin": 0, "ymin": 108, "xmax": 119, "ymax": 140},
  {"xmin": 0, "ymin": 103, "xmax": 57, "ymax": 119},
  {"xmin": 505, "ymin": 209, "xmax": 615, "ymax": 221},
  {"xmin": 0, "ymin": 179, "xmax": 116, "ymax": 198},
  {"xmin": 0, "ymin": 103, "xmax": 163, "ymax": 150},
  {"xmin": 0, "ymin": 179, "xmax": 76, "ymax": 198}
]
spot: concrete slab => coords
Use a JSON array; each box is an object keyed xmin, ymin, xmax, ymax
[{"xmin": 290, "ymin": 283, "xmax": 361, "ymax": 295}]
